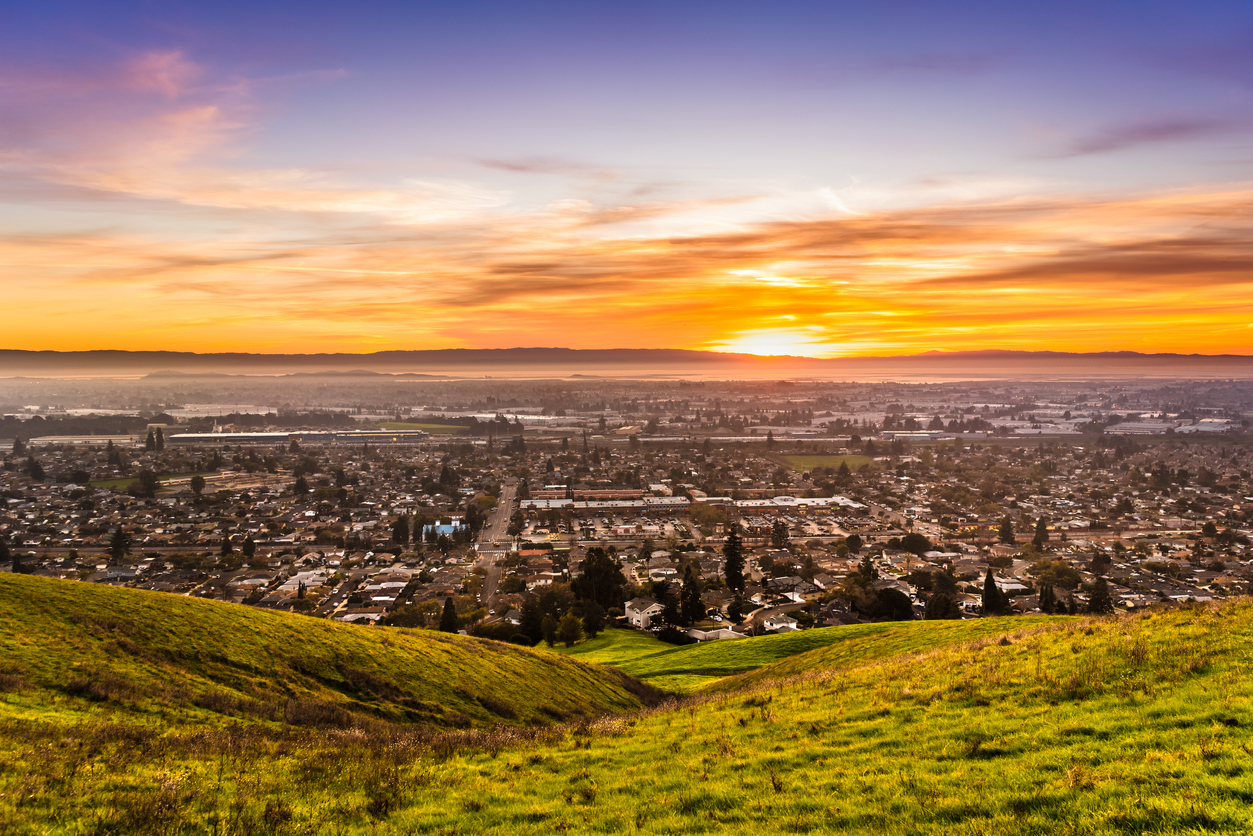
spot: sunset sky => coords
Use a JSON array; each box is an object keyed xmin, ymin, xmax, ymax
[{"xmin": 3, "ymin": 0, "xmax": 1252, "ymax": 357}]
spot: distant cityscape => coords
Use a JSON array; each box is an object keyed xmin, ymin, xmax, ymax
[{"xmin": 2, "ymin": 372, "xmax": 1250, "ymax": 644}]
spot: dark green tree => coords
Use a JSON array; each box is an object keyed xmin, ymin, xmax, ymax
[
  {"xmin": 770, "ymin": 519, "xmax": 789, "ymax": 549},
  {"xmin": 1038, "ymin": 582, "xmax": 1055, "ymax": 614},
  {"xmin": 844, "ymin": 533, "xmax": 862, "ymax": 554},
  {"xmin": 11, "ymin": 438, "xmax": 25, "ymax": 456},
  {"xmin": 925, "ymin": 592, "xmax": 961, "ymax": 620},
  {"xmin": 571, "ymin": 547, "xmax": 627, "ymax": 610},
  {"xmin": 1090, "ymin": 551, "xmax": 1112, "ymax": 574},
  {"xmin": 556, "ymin": 612, "xmax": 584, "ymax": 647},
  {"xmin": 190, "ymin": 474, "xmax": 206, "ymax": 495},
  {"xmin": 722, "ymin": 523, "xmax": 745, "ymax": 593},
  {"xmin": 900, "ymin": 531, "xmax": 932, "ymax": 556},
  {"xmin": 145, "ymin": 430, "xmax": 156, "ymax": 451},
  {"xmin": 440, "ymin": 597, "xmax": 458, "ymax": 632},
  {"xmin": 0, "ymin": 535, "xmax": 15, "ymax": 573},
  {"xmin": 241, "ymin": 537, "xmax": 256, "ymax": 559},
  {"xmin": 24, "ymin": 457, "xmax": 44, "ymax": 480},
  {"xmin": 155, "ymin": 427, "xmax": 164, "ymax": 451},
  {"xmin": 392, "ymin": 514, "xmax": 410, "ymax": 546},
  {"xmin": 519, "ymin": 596, "xmax": 545, "ymax": 644},
  {"xmin": 1087, "ymin": 576, "xmax": 1115, "ymax": 614},
  {"xmin": 982, "ymin": 568, "xmax": 1007, "ymax": 616},
  {"xmin": 680, "ymin": 562, "xmax": 704, "ymax": 625},
  {"xmin": 998, "ymin": 516, "xmax": 1015, "ymax": 544},
  {"xmin": 293, "ymin": 476, "xmax": 309, "ymax": 495},
  {"xmin": 541, "ymin": 614, "xmax": 559, "ymax": 646},
  {"xmin": 1033, "ymin": 517, "xmax": 1049, "ymax": 549},
  {"xmin": 108, "ymin": 527, "xmax": 132, "ymax": 563}
]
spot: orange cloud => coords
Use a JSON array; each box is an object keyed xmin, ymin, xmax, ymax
[{"xmin": 2, "ymin": 53, "xmax": 1252, "ymax": 357}]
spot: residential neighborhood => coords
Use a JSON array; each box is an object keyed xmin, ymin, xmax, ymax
[{"xmin": 2, "ymin": 373, "xmax": 1252, "ymax": 646}]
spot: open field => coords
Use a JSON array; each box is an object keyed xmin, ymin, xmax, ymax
[
  {"xmin": 88, "ymin": 470, "xmax": 218, "ymax": 491},
  {"xmin": 5, "ymin": 573, "xmax": 1253, "ymax": 834},
  {"xmin": 781, "ymin": 454, "xmax": 873, "ymax": 472},
  {"xmin": 378, "ymin": 421, "xmax": 470, "ymax": 435}
]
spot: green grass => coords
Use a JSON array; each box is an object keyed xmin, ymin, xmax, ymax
[
  {"xmin": 0, "ymin": 574, "xmax": 657, "ymax": 732},
  {"xmin": 782, "ymin": 453, "xmax": 873, "ymax": 472},
  {"xmin": 547, "ymin": 628, "xmax": 673, "ymax": 666},
  {"xmin": 88, "ymin": 470, "xmax": 217, "ymax": 491},
  {"xmin": 378, "ymin": 421, "xmax": 470, "ymax": 435},
  {"xmin": 7, "ymin": 576, "xmax": 1253, "ymax": 835},
  {"xmin": 557, "ymin": 620, "xmax": 1063, "ymax": 692}
]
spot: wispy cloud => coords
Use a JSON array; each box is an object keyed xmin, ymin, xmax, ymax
[{"xmin": 1047, "ymin": 115, "xmax": 1244, "ymax": 157}]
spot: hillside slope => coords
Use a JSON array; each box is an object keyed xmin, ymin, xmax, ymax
[
  {"xmin": 0, "ymin": 574, "xmax": 657, "ymax": 730},
  {"xmin": 7, "ymin": 584, "xmax": 1253, "ymax": 834}
]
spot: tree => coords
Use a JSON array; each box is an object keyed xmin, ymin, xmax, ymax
[
  {"xmin": 1033, "ymin": 517, "xmax": 1049, "ymax": 549},
  {"xmin": 155, "ymin": 427, "xmax": 164, "ymax": 451},
  {"xmin": 109, "ymin": 527, "xmax": 132, "ymax": 563},
  {"xmin": 571, "ymin": 547, "xmax": 627, "ymax": 610},
  {"xmin": 982, "ymin": 568, "xmax": 1007, "ymax": 616},
  {"xmin": 900, "ymin": 532, "xmax": 932, "ymax": 556},
  {"xmin": 0, "ymin": 535, "xmax": 14, "ymax": 573},
  {"xmin": 11, "ymin": 438, "xmax": 25, "ymax": 456},
  {"xmin": 998, "ymin": 516, "xmax": 1015, "ymax": 545},
  {"xmin": 145, "ymin": 430, "xmax": 156, "ymax": 451},
  {"xmin": 242, "ymin": 537, "xmax": 256, "ymax": 559},
  {"xmin": 518, "ymin": 596, "xmax": 545, "ymax": 644},
  {"xmin": 1029, "ymin": 557, "xmax": 1080, "ymax": 590},
  {"xmin": 728, "ymin": 594, "xmax": 746, "ymax": 623},
  {"xmin": 722, "ymin": 523, "xmax": 745, "ymax": 593},
  {"xmin": 858, "ymin": 553, "xmax": 878, "ymax": 581},
  {"xmin": 1038, "ymin": 582, "xmax": 1056, "ymax": 614},
  {"xmin": 844, "ymin": 533, "xmax": 862, "ymax": 554},
  {"xmin": 680, "ymin": 562, "xmax": 704, "ymax": 625},
  {"xmin": 575, "ymin": 599, "xmax": 606, "ymax": 638},
  {"xmin": 439, "ymin": 597, "xmax": 459, "ymax": 632},
  {"xmin": 293, "ymin": 476, "xmax": 309, "ymax": 495},
  {"xmin": 190, "ymin": 474, "xmax": 206, "ymax": 495},
  {"xmin": 556, "ymin": 612, "xmax": 584, "ymax": 647},
  {"xmin": 24, "ymin": 457, "xmax": 44, "ymax": 481},
  {"xmin": 1090, "ymin": 551, "xmax": 1112, "ymax": 574},
  {"xmin": 770, "ymin": 519, "xmax": 789, "ymax": 549},
  {"xmin": 1087, "ymin": 577, "xmax": 1115, "ymax": 614},
  {"xmin": 925, "ymin": 593, "xmax": 961, "ymax": 620},
  {"xmin": 392, "ymin": 514, "xmax": 410, "ymax": 546},
  {"xmin": 766, "ymin": 430, "xmax": 775, "ymax": 449},
  {"xmin": 541, "ymin": 614, "xmax": 559, "ymax": 646}
]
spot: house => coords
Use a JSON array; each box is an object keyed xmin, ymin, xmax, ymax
[
  {"xmin": 762, "ymin": 613, "xmax": 800, "ymax": 632},
  {"xmin": 687, "ymin": 627, "xmax": 745, "ymax": 642},
  {"xmin": 625, "ymin": 596, "xmax": 666, "ymax": 630}
]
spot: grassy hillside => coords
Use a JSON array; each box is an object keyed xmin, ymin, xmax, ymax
[
  {"xmin": 0, "ymin": 574, "xmax": 657, "ymax": 732},
  {"xmin": 7, "ymin": 583, "xmax": 1253, "ymax": 834},
  {"xmin": 555, "ymin": 621, "xmax": 1064, "ymax": 692}
]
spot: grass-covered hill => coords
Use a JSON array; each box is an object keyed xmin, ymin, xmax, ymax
[
  {"xmin": 553, "ymin": 621, "xmax": 1068, "ymax": 691},
  {"xmin": 0, "ymin": 573, "xmax": 657, "ymax": 732},
  {"xmin": 5, "ymin": 574, "xmax": 1253, "ymax": 834}
]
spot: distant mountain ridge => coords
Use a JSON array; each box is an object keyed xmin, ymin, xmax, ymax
[{"xmin": 2, "ymin": 347, "xmax": 1251, "ymax": 379}]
